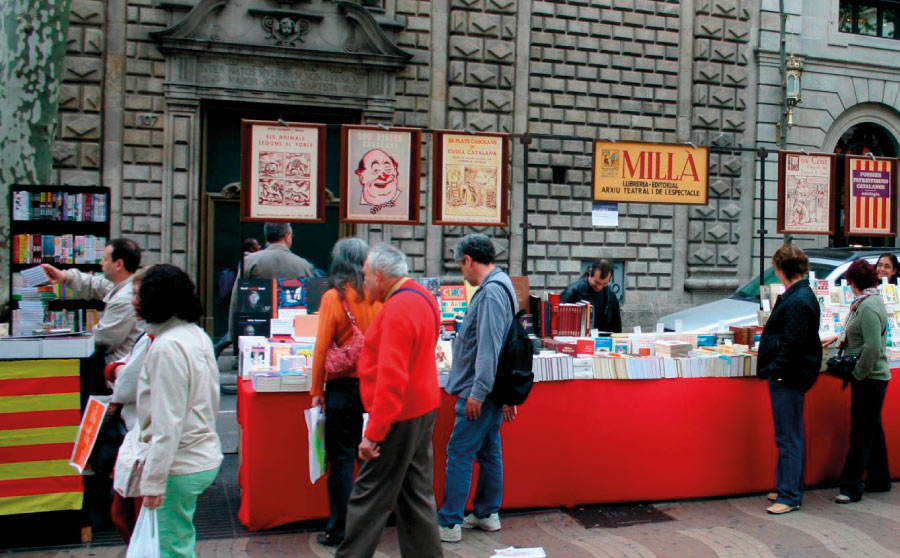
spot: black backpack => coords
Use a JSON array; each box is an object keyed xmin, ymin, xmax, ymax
[{"xmin": 486, "ymin": 281, "xmax": 534, "ymax": 406}]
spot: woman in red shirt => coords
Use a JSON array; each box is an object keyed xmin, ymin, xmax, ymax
[{"xmin": 310, "ymin": 238, "xmax": 382, "ymax": 547}]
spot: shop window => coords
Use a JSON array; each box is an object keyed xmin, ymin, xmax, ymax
[{"xmin": 839, "ymin": 1, "xmax": 900, "ymax": 39}]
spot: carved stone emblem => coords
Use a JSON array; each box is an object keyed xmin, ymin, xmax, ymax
[{"xmin": 261, "ymin": 14, "xmax": 310, "ymax": 46}]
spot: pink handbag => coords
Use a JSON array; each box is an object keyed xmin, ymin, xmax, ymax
[{"xmin": 323, "ymin": 297, "xmax": 364, "ymax": 378}]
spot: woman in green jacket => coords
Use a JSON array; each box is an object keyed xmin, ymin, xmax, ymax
[{"xmin": 826, "ymin": 259, "xmax": 891, "ymax": 503}]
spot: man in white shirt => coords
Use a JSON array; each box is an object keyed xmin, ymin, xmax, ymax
[{"xmin": 42, "ymin": 238, "xmax": 143, "ymax": 364}]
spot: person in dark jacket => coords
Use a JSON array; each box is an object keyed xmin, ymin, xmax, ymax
[
  {"xmin": 756, "ymin": 244, "xmax": 822, "ymax": 515},
  {"xmin": 560, "ymin": 258, "xmax": 622, "ymax": 333}
]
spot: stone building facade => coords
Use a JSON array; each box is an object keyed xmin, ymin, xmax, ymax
[{"xmin": 30, "ymin": 0, "xmax": 900, "ymax": 329}]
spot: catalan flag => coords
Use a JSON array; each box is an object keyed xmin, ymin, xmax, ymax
[
  {"xmin": 0, "ymin": 359, "xmax": 82, "ymax": 515},
  {"xmin": 847, "ymin": 156, "xmax": 895, "ymax": 236}
]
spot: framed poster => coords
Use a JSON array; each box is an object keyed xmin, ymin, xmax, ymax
[
  {"xmin": 340, "ymin": 125, "xmax": 421, "ymax": 224},
  {"xmin": 592, "ymin": 141, "xmax": 709, "ymax": 205},
  {"xmin": 777, "ymin": 151, "xmax": 836, "ymax": 235},
  {"xmin": 844, "ymin": 155, "xmax": 898, "ymax": 237},
  {"xmin": 432, "ymin": 131, "xmax": 509, "ymax": 227},
  {"xmin": 240, "ymin": 120, "xmax": 326, "ymax": 223}
]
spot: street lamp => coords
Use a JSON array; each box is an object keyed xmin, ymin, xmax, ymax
[{"xmin": 785, "ymin": 54, "xmax": 803, "ymax": 128}]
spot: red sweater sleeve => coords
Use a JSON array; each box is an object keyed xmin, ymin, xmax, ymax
[{"xmin": 364, "ymin": 307, "xmax": 415, "ymax": 442}]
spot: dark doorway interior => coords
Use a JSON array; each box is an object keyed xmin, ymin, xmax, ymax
[
  {"xmin": 200, "ymin": 102, "xmax": 360, "ymax": 337},
  {"xmin": 832, "ymin": 122, "xmax": 899, "ymax": 248}
]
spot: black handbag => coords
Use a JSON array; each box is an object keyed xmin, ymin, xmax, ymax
[{"xmin": 825, "ymin": 345, "xmax": 858, "ymax": 385}]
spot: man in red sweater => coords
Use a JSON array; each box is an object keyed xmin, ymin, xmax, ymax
[{"xmin": 335, "ymin": 243, "xmax": 442, "ymax": 558}]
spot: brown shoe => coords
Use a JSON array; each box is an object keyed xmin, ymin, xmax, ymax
[
  {"xmin": 767, "ymin": 503, "xmax": 800, "ymax": 514},
  {"xmin": 767, "ymin": 492, "xmax": 777, "ymax": 502}
]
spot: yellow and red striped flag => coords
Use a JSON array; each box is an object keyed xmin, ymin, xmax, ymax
[
  {"xmin": 847, "ymin": 156, "xmax": 897, "ymax": 236},
  {"xmin": 0, "ymin": 359, "xmax": 82, "ymax": 515}
]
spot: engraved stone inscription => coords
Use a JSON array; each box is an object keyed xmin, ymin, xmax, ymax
[{"xmin": 195, "ymin": 60, "xmax": 366, "ymax": 95}]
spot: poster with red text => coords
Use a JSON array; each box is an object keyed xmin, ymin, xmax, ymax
[
  {"xmin": 241, "ymin": 120, "xmax": 326, "ymax": 222},
  {"xmin": 845, "ymin": 155, "xmax": 898, "ymax": 237}
]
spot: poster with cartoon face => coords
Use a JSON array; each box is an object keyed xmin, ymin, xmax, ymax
[
  {"xmin": 341, "ymin": 126, "xmax": 421, "ymax": 224},
  {"xmin": 242, "ymin": 121, "xmax": 325, "ymax": 222}
]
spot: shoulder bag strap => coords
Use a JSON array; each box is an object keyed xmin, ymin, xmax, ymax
[
  {"xmin": 340, "ymin": 295, "xmax": 359, "ymax": 328},
  {"xmin": 394, "ymin": 287, "xmax": 440, "ymax": 325}
]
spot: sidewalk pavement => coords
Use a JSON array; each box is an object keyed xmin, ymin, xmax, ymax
[{"xmin": 8, "ymin": 485, "xmax": 900, "ymax": 557}]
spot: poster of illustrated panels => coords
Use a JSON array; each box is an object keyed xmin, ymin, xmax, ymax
[
  {"xmin": 432, "ymin": 131, "xmax": 509, "ymax": 227},
  {"xmin": 777, "ymin": 151, "xmax": 836, "ymax": 235},
  {"xmin": 340, "ymin": 125, "xmax": 422, "ymax": 224},
  {"xmin": 241, "ymin": 120, "xmax": 326, "ymax": 223}
]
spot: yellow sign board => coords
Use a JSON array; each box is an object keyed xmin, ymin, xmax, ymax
[{"xmin": 592, "ymin": 141, "xmax": 709, "ymax": 205}]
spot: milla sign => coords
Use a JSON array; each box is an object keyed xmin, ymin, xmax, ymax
[{"xmin": 592, "ymin": 141, "xmax": 709, "ymax": 205}]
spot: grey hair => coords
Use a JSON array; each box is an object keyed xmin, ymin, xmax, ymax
[
  {"xmin": 328, "ymin": 237, "xmax": 369, "ymax": 299},
  {"xmin": 454, "ymin": 233, "xmax": 496, "ymax": 264},
  {"xmin": 264, "ymin": 222, "xmax": 292, "ymax": 243},
  {"xmin": 367, "ymin": 243, "xmax": 409, "ymax": 278}
]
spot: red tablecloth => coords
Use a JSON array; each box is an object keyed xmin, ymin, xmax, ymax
[{"xmin": 237, "ymin": 373, "xmax": 900, "ymax": 531}]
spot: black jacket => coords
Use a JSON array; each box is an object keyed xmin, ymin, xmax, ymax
[
  {"xmin": 757, "ymin": 278, "xmax": 822, "ymax": 392},
  {"xmin": 560, "ymin": 277, "xmax": 622, "ymax": 333}
]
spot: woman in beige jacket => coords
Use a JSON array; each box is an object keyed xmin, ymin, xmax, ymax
[{"xmin": 136, "ymin": 264, "xmax": 222, "ymax": 557}]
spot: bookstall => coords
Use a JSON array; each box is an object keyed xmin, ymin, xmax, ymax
[
  {"xmin": 1, "ymin": 185, "xmax": 110, "ymax": 542},
  {"xmin": 232, "ymin": 273, "xmax": 900, "ymax": 531}
]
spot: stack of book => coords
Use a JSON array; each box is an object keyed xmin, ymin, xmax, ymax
[
  {"xmin": 11, "ymin": 234, "xmax": 106, "ymax": 265},
  {"xmin": 12, "ymin": 191, "xmax": 107, "ymax": 222},
  {"xmin": 654, "ymin": 339, "xmax": 692, "ymax": 358}
]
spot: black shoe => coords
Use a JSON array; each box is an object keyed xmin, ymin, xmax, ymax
[
  {"xmin": 317, "ymin": 533, "xmax": 344, "ymax": 547},
  {"xmin": 865, "ymin": 483, "xmax": 892, "ymax": 493}
]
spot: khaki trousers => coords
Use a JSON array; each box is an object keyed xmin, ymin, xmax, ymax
[{"xmin": 335, "ymin": 410, "xmax": 442, "ymax": 558}]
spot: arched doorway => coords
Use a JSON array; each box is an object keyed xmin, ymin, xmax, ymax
[{"xmin": 831, "ymin": 121, "xmax": 899, "ymax": 247}]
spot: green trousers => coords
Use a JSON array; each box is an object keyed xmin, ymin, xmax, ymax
[{"xmin": 156, "ymin": 467, "xmax": 219, "ymax": 558}]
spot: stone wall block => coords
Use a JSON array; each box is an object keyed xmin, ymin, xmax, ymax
[
  {"xmin": 84, "ymin": 28, "xmax": 104, "ymax": 55},
  {"xmin": 53, "ymin": 142, "xmax": 78, "ymax": 167},
  {"xmin": 448, "ymin": 86, "xmax": 482, "ymax": 109},
  {"xmin": 484, "ymin": 40, "xmax": 514, "ymax": 63},
  {"xmin": 83, "ymin": 86, "xmax": 102, "ymax": 112},
  {"xmin": 60, "ymin": 114, "xmax": 101, "ymax": 139},
  {"xmin": 80, "ymin": 143, "xmax": 100, "ymax": 168},
  {"xmin": 710, "ymin": 42, "xmax": 737, "ymax": 63},
  {"xmin": 58, "ymin": 85, "xmax": 79, "ymax": 110},
  {"xmin": 466, "ymin": 63, "xmax": 499, "ymax": 86},
  {"xmin": 483, "ymin": 89, "xmax": 513, "ymax": 112},
  {"xmin": 468, "ymin": 13, "xmax": 501, "ymax": 36},
  {"xmin": 696, "ymin": 16, "xmax": 724, "ymax": 39},
  {"xmin": 448, "ymin": 60, "xmax": 466, "ymax": 84},
  {"xmin": 450, "ymin": 11, "xmax": 468, "ymax": 33},
  {"xmin": 70, "ymin": 0, "xmax": 104, "ymax": 24},
  {"xmin": 487, "ymin": 0, "xmax": 517, "ymax": 14},
  {"xmin": 64, "ymin": 56, "xmax": 103, "ymax": 82},
  {"xmin": 450, "ymin": 36, "xmax": 484, "ymax": 60}
]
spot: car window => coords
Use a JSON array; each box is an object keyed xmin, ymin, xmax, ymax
[{"xmin": 731, "ymin": 262, "xmax": 837, "ymax": 301}]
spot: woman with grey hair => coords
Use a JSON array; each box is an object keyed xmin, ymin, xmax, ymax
[{"xmin": 310, "ymin": 238, "xmax": 383, "ymax": 547}]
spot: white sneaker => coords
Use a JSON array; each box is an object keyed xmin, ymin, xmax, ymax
[
  {"xmin": 462, "ymin": 513, "xmax": 501, "ymax": 532},
  {"xmin": 439, "ymin": 524, "xmax": 461, "ymax": 542}
]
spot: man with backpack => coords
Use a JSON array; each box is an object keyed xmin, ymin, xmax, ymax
[{"xmin": 438, "ymin": 234, "xmax": 520, "ymax": 543}]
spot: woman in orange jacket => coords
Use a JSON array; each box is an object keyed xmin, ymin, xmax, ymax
[{"xmin": 310, "ymin": 238, "xmax": 382, "ymax": 547}]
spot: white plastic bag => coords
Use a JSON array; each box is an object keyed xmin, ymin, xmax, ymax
[
  {"xmin": 114, "ymin": 428, "xmax": 150, "ymax": 497},
  {"xmin": 304, "ymin": 406, "xmax": 326, "ymax": 484},
  {"xmin": 126, "ymin": 507, "xmax": 159, "ymax": 558}
]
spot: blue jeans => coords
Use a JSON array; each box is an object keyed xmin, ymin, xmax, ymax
[
  {"xmin": 769, "ymin": 378, "xmax": 805, "ymax": 507},
  {"xmin": 437, "ymin": 397, "xmax": 503, "ymax": 527}
]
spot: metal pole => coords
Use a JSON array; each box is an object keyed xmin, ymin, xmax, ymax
[
  {"xmin": 520, "ymin": 133, "xmax": 532, "ymax": 276},
  {"xmin": 758, "ymin": 147, "xmax": 768, "ymax": 310}
]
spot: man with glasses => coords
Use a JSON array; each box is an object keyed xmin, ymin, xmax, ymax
[{"xmin": 560, "ymin": 258, "xmax": 622, "ymax": 333}]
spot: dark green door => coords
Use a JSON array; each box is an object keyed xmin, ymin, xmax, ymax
[{"xmin": 201, "ymin": 102, "xmax": 360, "ymax": 338}]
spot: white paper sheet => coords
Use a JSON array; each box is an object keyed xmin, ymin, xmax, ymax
[{"xmin": 592, "ymin": 202, "xmax": 619, "ymax": 227}]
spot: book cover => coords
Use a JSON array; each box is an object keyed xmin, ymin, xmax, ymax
[
  {"xmin": 439, "ymin": 285, "xmax": 467, "ymax": 322},
  {"xmin": 415, "ymin": 278, "xmax": 442, "ymax": 306},
  {"xmin": 842, "ymin": 285, "xmax": 855, "ymax": 306},
  {"xmin": 509, "ymin": 276, "xmax": 530, "ymax": 311},
  {"xmin": 277, "ymin": 277, "xmax": 307, "ymax": 309},
  {"xmin": 238, "ymin": 279, "xmax": 275, "ymax": 316},
  {"xmin": 236, "ymin": 315, "xmax": 270, "ymax": 338},
  {"xmin": 435, "ymin": 339, "xmax": 453, "ymax": 373},
  {"xmin": 304, "ymin": 277, "xmax": 329, "ymax": 313},
  {"xmin": 883, "ymin": 284, "xmax": 898, "ymax": 305}
]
